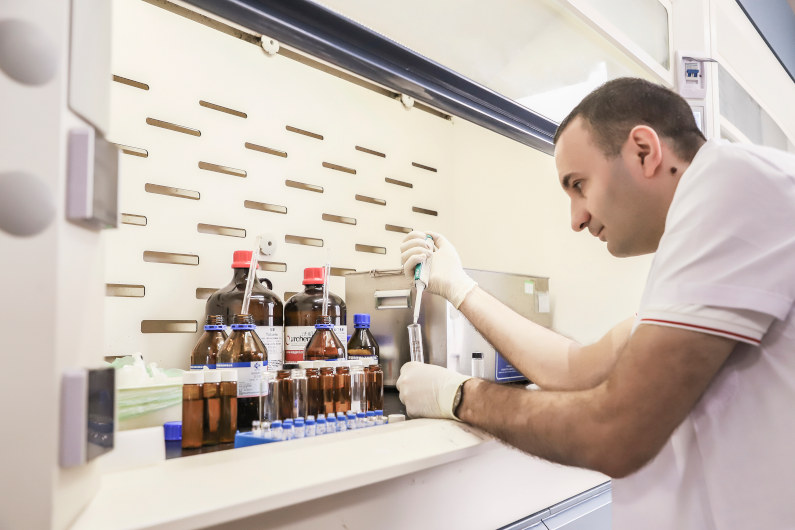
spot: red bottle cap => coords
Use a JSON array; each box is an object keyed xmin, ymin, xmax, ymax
[
  {"xmin": 231, "ymin": 250, "xmax": 259, "ymax": 269},
  {"xmin": 303, "ymin": 267, "xmax": 326, "ymax": 285}
]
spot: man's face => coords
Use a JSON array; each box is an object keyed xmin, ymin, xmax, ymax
[{"xmin": 554, "ymin": 117, "xmax": 659, "ymax": 257}]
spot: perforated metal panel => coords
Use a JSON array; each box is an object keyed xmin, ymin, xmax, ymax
[{"xmin": 104, "ymin": 0, "xmax": 452, "ymax": 367}]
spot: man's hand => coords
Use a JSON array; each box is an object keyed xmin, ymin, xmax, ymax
[
  {"xmin": 399, "ymin": 231, "xmax": 477, "ymax": 309},
  {"xmin": 396, "ymin": 362, "xmax": 472, "ymax": 420}
]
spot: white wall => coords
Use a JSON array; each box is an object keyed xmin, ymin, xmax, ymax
[{"xmin": 448, "ymin": 118, "xmax": 652, "ymax": 345}]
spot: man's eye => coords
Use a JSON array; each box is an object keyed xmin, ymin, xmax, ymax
[{"xmin": 573, "ymin": 181, "xmax": 583, "ymax": 191}]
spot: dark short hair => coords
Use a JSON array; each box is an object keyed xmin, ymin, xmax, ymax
[{"xmin": 553, "ymin": 77, "xmax": 706, "ymax": 161}]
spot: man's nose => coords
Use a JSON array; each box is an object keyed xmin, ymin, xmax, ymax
[{"xmin": 571, "ymin": 202, "xmax": 590, "ymax": 232}]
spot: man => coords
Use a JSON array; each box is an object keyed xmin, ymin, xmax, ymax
[{"xmin": 396, "ymin": 77, "xmax": 795, "ymax": 529}]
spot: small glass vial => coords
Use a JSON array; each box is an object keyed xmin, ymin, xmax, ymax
[
  {"xmin": 181, "ymin": 371, "xmax": 204, "ymax": 449},
  {"xmin": 294, "ymin": 418, "xmax": 306, "ymax": 438},
  {"xmin": 316, "ymin": 416, "xmax": 327, "ymax": 435},
  {"xmin": 202, "ymin": 369, "xmax": 222, "ymax": 446},
  {"xmin": 305, "ymin": 316, "xmax": 346, "ymax": 361},
  {"xmin": 335, "ymin": 363, "xmax": 351, "ymax": 414},
  {"xmin": 276, "ymin": 369, "xmax": 294, "ymax": 420},
  {"xmin": 356, "ymin": 411, "xmax": 366, "ymax": 429},
  {"xmin": 336, "ymin": 411, "xmax": 347, "ymax": 432},
  {"xmin": 251, "ymin": 420, "xmax": 261, "ymax": 434},
  {"xmin": 365, "ymin": 410, "xmax": 375, "ymax": 427},
  {"xmin": 350, "ymin": 361, "xmax": 366, "ymax": 413},
  {"xmin": 219, "ymin": 370, "xmax": 238, "ymax": 443},
  {"xmin": 260, "ymin": 371, "xmax": 275, "ymax": 423},
  {"xmin": 304, "ymin": 364, "xmax": 323, "ymax": 418},
  {"xmin": 346, "ymin": 411, "xmax": 357, "ymax": 430},
  {"xmin": 347, "ymin": 314, "xmax": 379, "ymax": 362},
  {"xmin": 407, "ymin": 323, "xmax": 424, "ymax": 363},
  {"xmin": 326, "ymin": 414, "xmax": 337, "ymax": 433},
  {"xmin": 270, "ymin": 420, "xmax": 283, "ymax": 441},
  {"xmin": 375, "ymin": 410, "xmax": 384, "ymax": 426},
  {"xmin": 471, "ymin": 351, "xmax": 485, "ymax": 378},
  {"xmin": 291, "ymin": 368, "xmax": 308, "ymax": 419},
  {"xmin": 283, "ymin": 420, "xmax": 294, "ymax": 440},
  {"xmin": 320, "ymin": 363, "xmax": 337, "ymax": 416},
  {"xmin": 365, "ymin": 360, "xmax": 384, "ymax": 412},
  {"xmin": 190, "ymin": 315, "xmax": 228, "ymax": 370},
  {"xmin": 305, "ymin": 417, "xmax": 316, "ymax": 437}
]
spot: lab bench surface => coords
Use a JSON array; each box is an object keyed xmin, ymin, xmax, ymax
[{"xmin": 72, "ymin": 418, "xmax": 607, "ymax": 530}]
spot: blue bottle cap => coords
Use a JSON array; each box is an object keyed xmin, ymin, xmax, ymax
[
  {"xmin": 271, "ymin": 420, "xmax": 282, "ymax": 428},
  {"xmin": 163, "ymin": 421, "xmax": 182, "ymax": 441},
  {"xmin": 366, "ymin": 411, "xmax": 374, "ymax": 417},
  {"xmin": 306, "ymin": 418, "xmax": 315, "ymax": 425},
  {"xmin": 295, "ymin": 418, "xmax": 305, "ymax": 425},
  {"xmin": 347, "ymin": 411, "xmax": 356, "ymax": 418},
  {"xmin": 315, "ymin": 323, "xmax": 333, "ymax": 330},
  {"xmin": 317, "ymin": 417, "xmax": 326, "ymax": 424},
  {"xmin": 284, "ymin": 423, "xmax": 293, "ymax": 430},
  {"xmin": 357, "ymin": 412, "xmax": 365, "ymax": 418},
  {"xmin": 283, "ymin": 419, "xmax": 293, "ymax": 425},
  {"xmin": 375, "ymin": 409, "xmax": 383, "ymax": 415},
  {"xmin": 327, "ymin": 416, "xmax": 337, "ymax": 424},
  {"xmin": 353, "ymin": 313, "xmax": 371, "ymax": 328}
]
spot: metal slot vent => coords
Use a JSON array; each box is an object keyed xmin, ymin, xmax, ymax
[
  {"xmin": 285, "ymin": 235, "xmax": 323, "ymax": 247},
  {"xmin": 107, "ymin": 284, "xmax": 145, "ymax": 297},
  {"xmin": 244, "ymin": 200, "xmax": 287, "ymax": 214},
  {"xmin": 323, "ymin": 162, "xmax": 356, "ymax": 175},
  {"xmin": 197, "ymin": 223, "xmax": 246, "ymax": 238},
  {"xmin": 199, "ymin": 100, "xmax": 247, "ymax": 118},
  {"xmin": 121, "ymin": 213, "xmax": 147, "ymax": 226},
  {"xmin": 113, "ymin": 74, "xmax": 148, "ymax": 90},
  {"xmin": 322, "ymin": 213, "xmax": 356, "ymax": 225},
  {"xmin": 198, "ymin": 161, "xmax": 247, "ymax": 178},
  {"xmin": 146, "ymin": 117, "xmax": 201, "ymax": 136},
  {"xmin": 286, "ymin": 125, "xmax": 323, "ymax": 140},
  {"xmin": 141, "ymin": 320, "xmax": 198, "ymax": 333},
  {"xmin": 145, "ymin": 183, "xmax": 200, "ymax": 200},
  {"xmin": 143, "ymin": 251, "xmax": 200, "ymax": 266}
]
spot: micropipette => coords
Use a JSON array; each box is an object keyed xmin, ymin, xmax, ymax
[{"xmin": 412, "ymin": 234, "xmax": 434, "ymax": 324}]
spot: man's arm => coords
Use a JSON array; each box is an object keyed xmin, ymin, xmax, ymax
[
  {"xmin": 459, "ymin": 286, "xmax": 633, "ymax": 391},
  {"xmin": 455, "ymin": 324, "xmax": 736, "ymax": 478}
]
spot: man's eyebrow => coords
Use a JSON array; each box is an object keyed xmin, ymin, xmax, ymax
[{"xmin": 561, "ymin": 174, "xmax": 573, "ymax": 190}]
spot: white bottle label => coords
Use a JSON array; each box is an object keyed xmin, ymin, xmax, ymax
[
  {"xmin": 334, "ymin": 325, "xmax": 348, "ymax": 353},
  {"xmin": 285, "ymin": 325, "xmax": 317, "ymax": 362},
  {"xmin": 216, "ymin": 361, "xmax": 265, "ymax": 398},
  {"xmin": 256, "ymin": 326, "xmax": 284, "ymax": 371}
]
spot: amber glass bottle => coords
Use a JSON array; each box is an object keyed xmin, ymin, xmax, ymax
[
  {"xmin": 181, "ymin": 371, "xmax": 204, "ymax": 449},
  {"xmin": 303, "ymin": 364, "xmax": 322, "ymax": 418},
  {"xmin": 219, "ymin": 370, "xmax": 237, "ymax": 443},
  {"xmin": 347, "ymin": 314, "xmax": 379, "ymax": 362},
  {"xmin": 319, "ymin": 364, "xmax": 337, "ymax": 416},
  {"xmin": 335, "ymin": 363, "xmax": 351, "ymax": 414},
  {"xmin": 190, "ymin": 315, "xmax": 227, "ymax": 370},
  {"xmin": 284, "ymin": 267, "xmax": 346, "ymax": 362},
  {"xmin": 276, "ymin": 369, "xmax": 294, "ymax": 420},
  {"xmin": 216, "ymin": 314, "xmax": 267, "ymax": 431},
  {"xmin": 366, "ymin": 360, "xmax": 384, "ymax": 412},
  {"xmin": 206, "ymin": 250, "xmax": 284, "ymax": 371},
  {"xmin": 202, "ymin": 370, "xmax": 221, "ymax": 446},
  {"xmin": 305, "ymin": 316, "xmax": 345, "ymax": 361}
]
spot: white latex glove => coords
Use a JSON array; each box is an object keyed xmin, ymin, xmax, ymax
[
  {"xmin": 396, "ymin": 362, "xmax": 472, "ymax": 420},
  {"xmin": 399, "ymin": 230, "xmax": 477, "ymax": 309}
]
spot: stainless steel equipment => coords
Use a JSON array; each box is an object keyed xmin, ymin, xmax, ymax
[{"xmin": 345, "ymin": 269, "xmax": 552, "ymax": 386}]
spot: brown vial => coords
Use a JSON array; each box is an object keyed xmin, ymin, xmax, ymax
[
  {"xmin": 319, "ymin": 364, "xmax": 337, "ymax": 416},
  {"xmin": 216, "ymin": 314, "xmax": 267, "ymax": 431},
  {"xmin": 202, "ymin": 370, "xmax": 221, "ymax": 446},
  {"xmin": 366, "ymin": 361, "xmax": 384, "ymax": 412},
  {"xmin": 335, "ymin": 363, "xmax": 351, "ymax": 414},
  {"xmin": 303, "ymin": 363, "xmax": 323, "ymax": 418},
  {"xmin": 190, "ymin": 315, "xmax": 227, "ymax": 370},
  {"xmin": 305, "ymin": 316, "xmax": 345, "ymax": 361},
  {"xmin": 181, "ymin": 371, "xmax": 204, "ymax": 449},
  {"xmin": 219, "ymin": 370, "xmax": 238, "ymax": 443},
  {"xmin": 276, "ymin": 369, "xmax": 294, "ymax": 420},
  {"xmin": 347, "ymin": 314, "xmax": 379, "ymax": 362}
]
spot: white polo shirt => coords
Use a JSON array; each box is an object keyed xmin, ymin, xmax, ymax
[{"xmin": 614, "ymin": 140, "xmax": 795, "ymax": 530}]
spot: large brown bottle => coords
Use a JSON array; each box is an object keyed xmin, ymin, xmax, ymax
[
  {"xmin": 284, "ymin": 267, "xmax": 346, "ymax": 363},
  {"xmin": 206, "ymin": 250, "xmax": 284, "ymax": 371},
  {"xmin": 190, "ymin": 315, "xmax": 227, "ymax": 370},
  {"xmin": 216, "ymin": 314, "xmax": 267, "ymax": 432}
]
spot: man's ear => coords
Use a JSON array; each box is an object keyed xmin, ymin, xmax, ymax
[{"xmin": 626, "ymin": 125, "xmax": 662, "ymax": 178}]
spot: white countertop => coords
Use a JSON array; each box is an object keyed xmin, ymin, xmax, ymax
[{"xmin": 71, "ymin": 419, "xmax": 607, "ymax": 530}]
